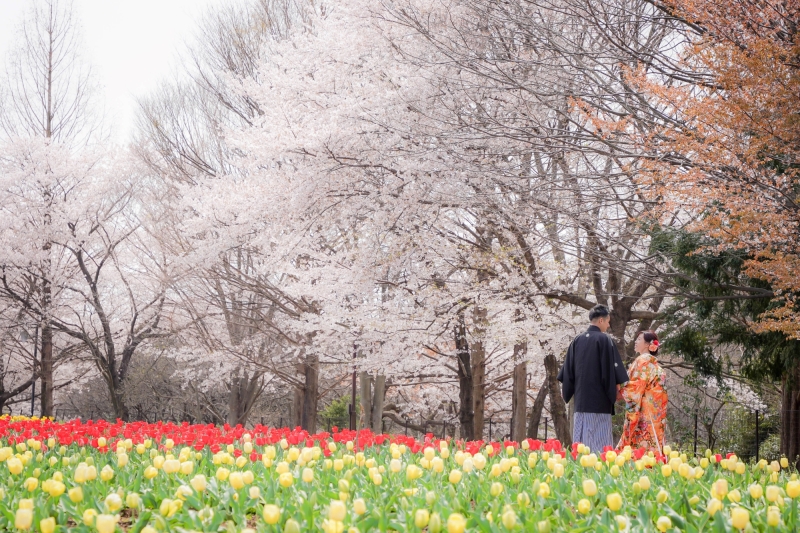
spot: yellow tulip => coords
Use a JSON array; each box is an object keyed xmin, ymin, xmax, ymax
[
  {"xmin": 23, "ymin": 477, "xmax": 37, "ymax": 491},
  {"xmin": 82, "ymin": 509, "xmax": 97, "ymax": 526},
  {"xmin": 473, "ymin": 453, "xmax": 487, "ymax": 470},
  {"xmin": 229, "ymin": 471, "xmax": 244, "ymax": 490},
  {"xmin": 583, "ymin": 479, "xmax": 597, "ymax": 497},
  {"xmin": 426, "ymin": 491, "xmax": 437, "ymax": 507},
  {"xmin": 96, "ymin": 514, "xmax": 117, "ymax": 533},
  {"xmin": 606, "ymin": 493, "xmax": 622, "ymax": 511},
  {"xmin": 279, "ymin": 472, "xmax": 293, "ymax": 488},
  {"xmin": 353, "ymin": 498, "xmax": 367, "ymax": 515},
  {"xmin": 163, "ymin": 459, "xmax": 180, "ymax": 475},
  {"xmin": 100, "ymin": 465, "xmax": 114, "ymax": 482},
  {"xmin": 748, "ymin": 484, "xmax": 763, "ymax": 499},
  {"xmin": 449, "ymin": 469, "xmax": 462, "ymax": 484},
  {"xmin": 190, "ymin": 474, "xmax": 207, "ymax": 493},
  {"xmin": 661, "ymin": 464, "xmax": 672, "ymax": 477},
  {"xmin": 787, "ymin": 480, "xmax": 800, "ymax": 499},
  {"xmin": 263, "ymin": 504, "xmax": 281, "ymax": 525},
  {"xmin": 215, "ymin": 467, "xmax": 230, "ymax": 481},
  {"xmin": 302, "ymin": 468, "xmax": 314, "ymax": 483},
  {"xmin": 538, "ymin": 482, "xmax": 550, "ymax": 498},
  {"xmin": 69, "ymin": 486, "xmax": 84, "ymax": 503},
  {"xmin": 728, "ymin": 489, "xmax": 742, "ymax": 503},
  {"xmin": 656, "ymin": 489, "xmax": 669, "ymax": 504},
  {"xmin": 284, "ymin": 519, "xmax": 301, "ymax": 533},
  {"xmin": 175, "ymin": 485, "xmax": 193, "ymax": 501},
  {"xmin": 639, "ymin": 476, "xmax": 651, "ymax": 490},
  {"xmin": 7, "ymin": 457, "xmax": 23, "ymax": 475},
  {"xmin": 490, "ymin": 482, "xmax": 503, "ymax": 497},
  {"xmin": 712, "ymin": 479, "xmax": 729, "ymax": 499},
  {"xmin": 243, "ymin": 470, "xmax": 254, "ymax": 484},
  {"xmin": 15, "ymin": 509, "xmax": 33, "ymax": 530},
  {"xmin": 730, "ymin": 507, "xmax": 749, "ymax": 530},
  {"xmin": 329, "ymin": 500, "xmax": 346, "ymax": 522},
  {"xmin": 501, "ymin": 508, "xmax": 517, "ymax": 529},
  {"xmin": 656, "ymin": 516, "xmax": 671, "ymax": 532},
  {"xmin": 767, "ymin": 505, "xmax": 781, "ymax": 527},
  {"xmin": 447, "ymin": 513, "xmax": 466, "ymax": 533},
  {"xmin": 39, "ymin": 517, "xmax": 55, "ymax": 533},
  {"xmin": 767, "ymin": 485, "xmax": 781, "ymax": 502},
  {"xmin": 781, "ymin": 457, "xmax": 790, "ymax": 469},
  {"xmin": 105, "ymin": 493, "xmax": 123, "ymax": 512},
  {"xmin": 577, "ymin": 499, "xmax": 591, "ymax": 515},
  {"xmin": 126, "ymin": 492, "xmax": 141, "ymax": 509},
  {"xmin": 707, "ymin": 498, "xmax": 723, "ymax": 516},
  {"xmin": 415, "ymin": 509, "xmax": 430, "ymax": 528}
]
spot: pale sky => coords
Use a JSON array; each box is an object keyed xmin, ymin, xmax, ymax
[{"xmin": 0, "ymin": 0, "xmax": 232, "ymax": 142}]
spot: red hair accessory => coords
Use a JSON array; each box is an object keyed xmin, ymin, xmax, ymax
[{"xmin": 650, "ymin": 340, "xmax": 660, "ymax": 347}]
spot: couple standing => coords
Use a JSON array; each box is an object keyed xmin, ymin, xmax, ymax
[{"xmin": 557, "ymin": 305, "xmax": 668, "ymax": 453}]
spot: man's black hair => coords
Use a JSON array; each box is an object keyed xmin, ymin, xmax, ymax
[{"xmin": 588, "ymin": 304, "xmax": 610, "ymax": 321}]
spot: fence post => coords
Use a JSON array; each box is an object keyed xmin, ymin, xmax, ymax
[
  {"xmin": 694, "ymin": 410, "xmax": 698, "ymax": 457},
  {"xmin": 755, "ymin": 410, "xmax": 760, "ymax": 463},
  {"xmin": 544, "ymin": 417, "xmax": 549, "ymax": 441}
]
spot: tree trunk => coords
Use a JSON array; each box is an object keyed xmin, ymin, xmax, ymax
[
  {"xmin": 511, "ymin": 361, "xmax": 527, "ymax": 442},
  {"xmin": 301, "ymin": 354, "xmax": 319, "ymax": 433},
  {"xmin": 371, "ymin": 374, "xmax": 386, "ymax": 433},
  {"xmin": 291, "ymin": 386, "xmax": 304, "ymax": 428},
  {"xmin": 359, "ymin": 371, "xmax": 372, "ymax": 430},
  {"xmin": 471, "ymin": 306, "xmax": 487, "ymax": 440},
  {"xmin": 544, "ymin": 352, "xmax": 571, "ymax": 445},
  {"xmin": 111, "ymin": 386, "xmax": 129, "ymax": 422},
  {"xmin": 227, "ymin": 369, "xmax": 262, "ymax": 426},
  {"xmin": 781, "ymin": 358, "xmax": 800, "ymax": 464},
  {"xmin": 527, "ymin": 378, "xmax": 548, "ymax": 439},
  {"xmin": 39, "ymin": 314, "xmax": 53, "ymax": 417},
  {"xmin": 455, "ymin": 314, "xmax": 474, "ymax": 440},
  {"xmin": 227, "ymin": 372, "xmax": 242, "ymax": 426}
]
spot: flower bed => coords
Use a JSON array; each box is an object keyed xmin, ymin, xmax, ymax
[{"xmin": 0, "ymin": 415, "xmax": 796, "ymax": 531}]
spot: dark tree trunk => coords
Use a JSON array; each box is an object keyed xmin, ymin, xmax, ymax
[
  {"xmin": 527, "ymin": 378, "xmax": 548, "ymax": 439},
  {"xmin": 471, "ymin": 307, "xmax": 487, "ymax": 440},
  {"xmin": 39, "ymin": 297, "xmax": 54, "ymax": 417},
  {"xmin": 455, "ymin": 314, "xmax": 474, "ymax": 440},
  {"xmin": 227, "ymin": 368, "xmax": 263, "ymax": 426},
  {"xmin": 291, "ymin": 385, "xmax": 304, "ymax": 428},
  {"xmin": 781, "ymin": 358, "xmax": 800, "ymax": 464},
  {"xmin": 301, "ymin": 354, "xmax": 319, "ymax": 433},
  {"xmin": 371, "ymin": 374, "xmax": 386, "ymax": 433},
  {"xmin": 544, "ymin": 352, "xmax": 571, "ymax": 445},
  {"xmin": 511, "ymin": 361, "xmax": 527, "ymax": 442},
  {"xmin": 359, "ymin": 371, "xmax": 372, "ymax": 429}
]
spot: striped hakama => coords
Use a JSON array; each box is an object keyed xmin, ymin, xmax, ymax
[{"xmin": 573, "ymin": 412, "xmax": 613, "ymax": 452}]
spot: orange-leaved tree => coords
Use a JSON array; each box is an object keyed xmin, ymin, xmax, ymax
[{"xmin": 613, "ymin": 0, "xmax": 800, "ymax": 457}]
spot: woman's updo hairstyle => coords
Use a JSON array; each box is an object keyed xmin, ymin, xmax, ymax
[{"xmin": 641, "ymin": 330, "xmax": 660, "ymax": 355}]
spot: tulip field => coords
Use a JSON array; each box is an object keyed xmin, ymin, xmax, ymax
[{"xmin": 1, "ymin": 416, "xmax": 799, "ymax": 532}]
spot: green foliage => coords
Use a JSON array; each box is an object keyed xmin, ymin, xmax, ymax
[
  {"xmin": 319, "ymin": 394, "xmax": 354, "ymax": 430},
  {"xmin": 714, "ymin": 406, "xmax": 778, "ymax": 461},
  {"xmin": 649, "ymin": 226, "xmax": 800, "ymax": 382}
]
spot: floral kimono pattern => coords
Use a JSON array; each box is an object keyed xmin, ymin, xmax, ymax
[{"xmin": 617, "ymin": 354, "xmax": 668, "ymax": 453}]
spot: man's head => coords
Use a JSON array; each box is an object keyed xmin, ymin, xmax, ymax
[{"xmin": 589, "ymin": 304, "xmax": 611, "ymax": 332}]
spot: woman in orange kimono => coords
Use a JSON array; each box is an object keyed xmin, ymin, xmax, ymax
[{"xmin": 617, "ymin": 331, "xmax": 668, "ymax": 453}]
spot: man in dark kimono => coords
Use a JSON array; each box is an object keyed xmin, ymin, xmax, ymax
[{"xmin": 557, "ymin": 304, "xmax": 629, "ymax": 452}]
